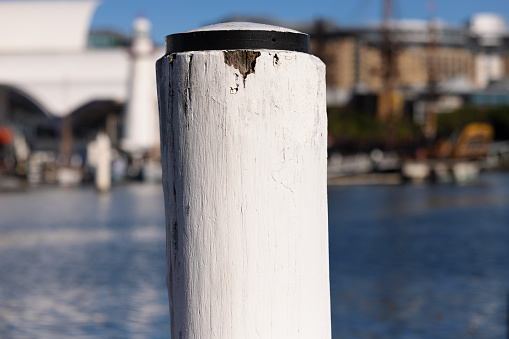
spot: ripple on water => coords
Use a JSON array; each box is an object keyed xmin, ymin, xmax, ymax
[
  {"xmin": 0, "ymin": 185, "xmax": 169, "ymax": 338},
  {"xmin": 1, "ymin": 175, "xmax": 509, "ymax": 338}
]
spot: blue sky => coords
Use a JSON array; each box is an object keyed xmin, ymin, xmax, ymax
[{"xmin": 90, "ymin": 0, "xmax": 509, "ymax": 45}]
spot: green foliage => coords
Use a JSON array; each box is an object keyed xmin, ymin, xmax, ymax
[
  {"xmin": 437, "ymin": 106, "xmax": 509, "ymax": 140},
  {"xmin": 328, "ymin": 106, "xmax": 509, "ymax": 150},
  {"xmin": 327, "ymin": 108, "xmax": 422, "ymax": 148},
  {"xmin": 327, "ymin": 109, "xmax": 382, "ymax": 141}
]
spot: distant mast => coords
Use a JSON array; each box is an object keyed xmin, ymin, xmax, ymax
[
  {"xmin": 378, "ymin": 0, "xmax": 401, "ymax": 146},
  {"xmin": 424, "ymin": 0, "xmax": 438, "ymax": 140},
  {"xmin": 381, "ymin": 0, "xmax": 398, "ymax": 96}
]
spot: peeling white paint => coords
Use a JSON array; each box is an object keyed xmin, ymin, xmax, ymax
[{"xmin": 157, "ymin": 49, "xmax": 330, "ymax": 339}]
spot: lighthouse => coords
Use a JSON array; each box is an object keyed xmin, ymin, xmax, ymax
[{"xmin": 122, "ymin": 16, "xmax": 159, "ymax": 154}]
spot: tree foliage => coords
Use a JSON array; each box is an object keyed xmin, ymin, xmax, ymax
[
  {"xmin": 437, "ymin": 106, "xmax": 509, "ymax": 140},
  {"xmin": 327, "ymin": 108, "xmax": 423, "ymax": 150}
]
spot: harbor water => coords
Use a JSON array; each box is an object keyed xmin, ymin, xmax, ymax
[{"xmin": 1, "ymin": 173, "xmax": 509, "ymax": 338}]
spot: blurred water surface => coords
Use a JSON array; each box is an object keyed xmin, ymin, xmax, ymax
[
  {"xmin": 0, "ymin": 184, "xmax": 169, "ymax": 338},
  {"xmin": 0, "ymin": 173, "xmax": 509, "ymax": 338},
  {"xmin": 329, "ymin": 172, "xmax": 509, "ymax": 339}
]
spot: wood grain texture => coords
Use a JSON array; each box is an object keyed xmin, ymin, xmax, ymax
[{"xmin": 156, "ymin": 49, "xmax": 330, "ymax": 339}]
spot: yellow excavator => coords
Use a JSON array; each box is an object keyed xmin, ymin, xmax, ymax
[{"xmin": 434, "ymin": 123, "xmax": 494, "ymax": 160}]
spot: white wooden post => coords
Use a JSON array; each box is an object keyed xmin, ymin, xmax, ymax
[
  {"xmin": 156, "ymin": 22, "xmax": 331, "ymax": 339},
  {"xmin": 95, "ymin": 132, "xmax": 111, "ymax": 192}
]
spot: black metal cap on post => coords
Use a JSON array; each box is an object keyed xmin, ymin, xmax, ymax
[
  {"xmin": 165, "ymin": 22, "xmax": 310, "ymax": 55},
  {"xmin": 156, "ymin": 20, "xmax": 330, "ymax": 339}
]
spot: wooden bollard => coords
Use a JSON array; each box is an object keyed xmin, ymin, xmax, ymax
[
  {"xmin": 95, "ymin": 132, "xmax": 111, "ymax": 193},
  {"xmin": 156, "ymin": 22, "xmax": 331, "ymax": 339}
]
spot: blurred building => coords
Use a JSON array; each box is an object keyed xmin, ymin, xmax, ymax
[
  {"xmin": 309, "ymin": 13, "xmax": 509, "ymax": 108},
  {"xmin": 0, "ymin": 0, "xmax": 161, "ymax": 158}
]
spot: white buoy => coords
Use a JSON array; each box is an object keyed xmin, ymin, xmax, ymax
[{"xmin": 156, "ymin": 22, "xmax": 331, "ymax": 339}]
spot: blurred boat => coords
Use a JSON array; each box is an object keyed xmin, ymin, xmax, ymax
[
  {"xmin": 402, "ymin": 122, "xmax": 494, "ymax": 183},
  {"xmin": 57, "ymin": 166, "xmax": 82, "ymax": 187}
]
